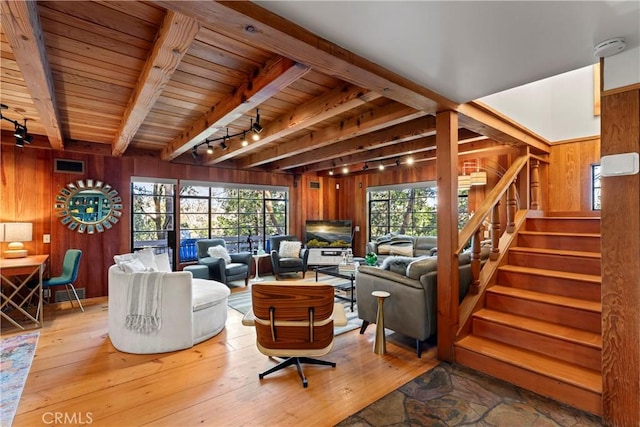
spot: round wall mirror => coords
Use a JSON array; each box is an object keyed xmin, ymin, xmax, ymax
[{"xmin": 54, "ymin": 179, "xmax": 122, "ymax": 233}]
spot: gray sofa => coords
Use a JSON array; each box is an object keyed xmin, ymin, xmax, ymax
[
  {"xmin": 355, "ymin": 248, "xmax": 489, "ymax": 357},
  {"xmin": 365, "ymin": 235, "xmax": 438, "ymax": 263}
]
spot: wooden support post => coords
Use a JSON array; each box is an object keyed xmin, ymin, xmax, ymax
[
  {"xmin": 470, "ymin": 230, "xmax": 481, "ymax": 295},
  {"xmin": 490, "ymin": 203, "xmax": 500, "ymax": 261},
  {"xmin": 530, "ymin": 159, "xmax": 540, "ymax": 210},
  {"xmin": 436, "ymin": 110, "xmax": 459, "ymax": 363},
  {"xmin": 506, "ymin": 180, "xmax": 517, "ymax": 233}
]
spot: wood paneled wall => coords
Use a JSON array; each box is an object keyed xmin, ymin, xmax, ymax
[
  {"xmin": 600, "ymin": 88, "xmax": 640, "ymax": 426},
  {"xmin": 0, "ymin": 141, "xmax": 299, "ymax": 298},
  {"xmin": 548, "ymin": 137, "xmax": 601, "ymax": 213}
]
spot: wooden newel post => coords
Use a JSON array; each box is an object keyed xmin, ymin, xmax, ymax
[
  {"xmin": 506, "ymin": 180, "xmax": 517, "ymax": 233},
  {"xmin": 490, "ymin": 203, "xmax": 500, "ymax": 261},
  {"xmin": 470, "ymin": 230, "xmax": 481, "ymax": 294},
  {"xmin": 531, "ymin": 160, "xmax": 540, "ymax": 210}
]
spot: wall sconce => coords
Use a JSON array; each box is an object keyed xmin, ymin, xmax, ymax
[
  {"xmin": 470, "ymin": 171, "xmax": 487, "ymax": 186},
  {"xmin": 0, "ymin": 222, "xmax": 33, "ymax": 258}
]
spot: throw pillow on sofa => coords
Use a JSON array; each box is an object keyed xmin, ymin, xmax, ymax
[
  {"xmin": 381, "ymin": 256, "xmax": 415, "ymax": 275},
  {"xmin": 208, "ymin": 245, "xmax": 232, "ymax": 265},
  {"xmin": 113, "ymin": 254, "xmax": 148, "ymax": 273},
  {"xmin": 136, "ymin": 247, "xmax": 159, "ymax": 271},
  {"xmin": 279, "ymin": 241, "xmax": 301, "ymax": 258},
  {"xmin": 389, "ymin": 244, "xmax": 414, "ymax": 257}
]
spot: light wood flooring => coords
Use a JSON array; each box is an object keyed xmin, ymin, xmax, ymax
[{"xmin": 4, "ymin": 288, "xmax": 437, "ymax": 426}]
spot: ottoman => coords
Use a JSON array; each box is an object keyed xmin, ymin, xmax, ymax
[{"xmin": 184, "ymin": 264, "xmax": 210, "ymax": 279}]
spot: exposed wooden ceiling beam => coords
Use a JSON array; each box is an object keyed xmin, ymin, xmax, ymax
[
  {"xmin": 237, "ymin": 102, "xmax": 426, "ymax": 169},
  {"xmin": 156, "ymin": 1, "xmax": 458, "ymax": 114},
  {"xmin": 269, "ymin": 115, "xmax": 436, "ymax": 171},
  {"xmin": 203, "ymin": 83, "xmax": 381, "ymax": 165},
  {"xmin": 161, "ymin": 55, "xmax": 310, "ymax": 161},
  {"xmin": 458, "ymin": 101, "xmax": 550, "ymax": 154},
  {"xmin": 295, "ymin": 128, "xmax": 480, "ymax": 174},
  {"xmin": 112, "ymin": 11, "xmax": 200, "ymax": 157},
  {"xmin": 1, "ymin": 0, "xmax": 63, "ymax": 150}
]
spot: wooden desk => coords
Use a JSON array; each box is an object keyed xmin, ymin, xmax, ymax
[{"xmin": 0, "ymin": 254, "xmax": 48, "ymax": 330}]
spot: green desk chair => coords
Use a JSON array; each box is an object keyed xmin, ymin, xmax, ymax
[{"xmin": 43, "ymin": 249, "xmax": 84, "ymax": 313}]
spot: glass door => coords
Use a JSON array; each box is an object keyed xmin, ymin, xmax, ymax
[{"xmin": 131, "ymin": 179, "xmax": 177, "ymax": 269}]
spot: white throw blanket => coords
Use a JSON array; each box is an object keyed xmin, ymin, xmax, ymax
[{"xmin": 125, "ymin": 272, "xmax": 165, "ymax": 334}]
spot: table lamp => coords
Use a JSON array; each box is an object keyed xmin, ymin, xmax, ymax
[{"xmin": 0, "ymin": 222, "xmax": 33, "ymax": 258}]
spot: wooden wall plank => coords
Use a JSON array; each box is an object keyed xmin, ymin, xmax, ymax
[
  {"xmin": 548, "ymin": 138, "xmax": 600, "ymax": 213},
  {"xmin": 600, "ymin": 89, "xmax": 640, "ymax": 426}
]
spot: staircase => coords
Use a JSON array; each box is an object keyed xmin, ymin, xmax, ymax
[{"xmin": 455, "ymin": 216, "xmax": 602, "ymax": 415}]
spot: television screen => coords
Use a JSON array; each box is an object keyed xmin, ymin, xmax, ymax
[{"xmin": 305, "ymin": 220, "xmax": 352, "ymax": 248}]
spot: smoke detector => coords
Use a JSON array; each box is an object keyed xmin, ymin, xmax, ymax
[{"xmin": 594, "ymin": 37, "xmax": 626, "ymax": 58}]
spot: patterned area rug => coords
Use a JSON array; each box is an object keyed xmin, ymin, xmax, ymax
[
  {"xmin": 228, "ymin": 275, "xmax": 361, "ymax": 336},
  {"xmin": 337, "ymin": 363, "xmax": 603, "ymax": 426},
  {"xmin": 0, "ymin": 331, "xmax": 39, "ymax": 426}
]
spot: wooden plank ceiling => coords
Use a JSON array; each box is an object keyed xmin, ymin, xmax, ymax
[{"xmin": 0, "ymin": 1, "xmax": 549, "ymax": 176}]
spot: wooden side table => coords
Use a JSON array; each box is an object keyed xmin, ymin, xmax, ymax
[{"xmin": 372, "ymin": 290, "xmax": 390, "ymax": 355}]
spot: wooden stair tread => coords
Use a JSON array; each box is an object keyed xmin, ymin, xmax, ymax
[
  {"xmin": 489, "ymin": 286, "xmax": 602, "ymax": 313},
  {"xmin": 518, "ymin": 230, "xmax": 601, "ymax": 238},
  {"xmin": 498, "ymin": 265, "xmax": 601, "ymax": 284},
  {"xmin": 509, "ymin": 246, "xmax": 601, "ymax": 259},
  {"xmin": 474, "ymin": 309, "xmax": 602, "ymax": 349},
  {"xmin": 456, "ymin": 335, "xmax": 602, "ymax": 393}
]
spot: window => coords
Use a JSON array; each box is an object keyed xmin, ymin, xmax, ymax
[
  {"xmin": 131, "ymin": 179, "xmax": 177, "ymax": 267},
  {"xmin": 367, "ymin": 183, "xmax": 469, "ymax": 241},
  {"xmin": 592, "ymin": 164, "xmax": 601, "ymax": 210},
  {"xmin": 180, "ymin": 182, "xmax": 288, "ymax": 262}
]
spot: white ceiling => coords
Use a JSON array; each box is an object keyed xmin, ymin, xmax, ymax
[{"xmin": 257, "ymin": 1, "xmax": 640, "ymax": 104}]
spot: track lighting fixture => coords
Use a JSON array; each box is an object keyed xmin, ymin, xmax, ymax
[
  {"xmin": 1, "ymin": 104, "xmax": 33, "ymax": 147},
  {"xmin": 328, "ymin": 170, "xmax": 334, "ymax": 176},
  {"xmin": 192, "ymin": 108, "xmax": 262, "ymax": 162},
  {"xmin": 406, "ymin": 156, "xmax": 414, "ymax": 165},
  {"xmin": 379, "ymin": 163, "xmax": 385, "ymax": 171},
  {"xmin": 362, "ymin": 163, "xmax": 369, "ymax": 171},
  {"xmin": 342, "ymin": 166, "xmax": 349, "ymax": 174},
  {"xmin": 191, "ymin": 146, "xmax": 199, "ymax": 160},
  {"xmin": 252, "ymin": 109, "xmax": 263, "ymax": 134},
  {"xmin": 395, "ymin": 158, "xmax": 401, "ymax": 166}
]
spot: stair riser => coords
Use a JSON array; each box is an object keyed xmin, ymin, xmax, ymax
[
  {"xmin": 508, "ymin": 252, "xmax": 601, "ymax": 276},
  {"xmin": 525, "ymin": 218, "xmax": 601, "ymax": 234},
  {"xmin": 497, "ymin": 270, "xmax": 601, "ymax": 302},
  {"xmin": 517, "ymin": 234, "xmax": 601, "ymax": 252},
  {"xmin": 472, "ymin": 318, "xmax": 601, "ymax": 371},
  {"xmin": 486, "ymin": 293, "xmax": 601, "ymax": 333},
  {"xmin": 455, "ymin": 347, "xmax": 602, "ymax": 416}
]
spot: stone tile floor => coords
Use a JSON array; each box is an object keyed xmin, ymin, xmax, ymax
[{"xmin": 337, "ymin": 363, "xmax": 603, "ymax": 426}]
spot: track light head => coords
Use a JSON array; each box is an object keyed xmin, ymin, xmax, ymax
[
  {"xmin": 191, "ymin": 146, "xmax": 199, "ymax": 160},
  {"xmin": 219, "ymin": 140, "xmax": 228, "ymax": 150},
  {"xmin": 395, "ymin": 158, "xmax": 401, "ymax": 166},
  {"xmin": 362, "ymin": 163, "xmax": 369, "ymax": 171},
  {"xmin": 206, "ymin": 144, "xmax": 214, "ymax": 155},
  {"xmin": 406, "ymin": 156, "xmax": 414, "ymax": 165},
  {"xmin": 328, "ymin": 170, "xmax": 334, "ymax": 176},
  {"xmin": 241, "ymin": 132, "xmax": 249, "ymax": 147},
  {"xmin": 379, "ymin": 163, "xmax": 385, "ymax": 171}
]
